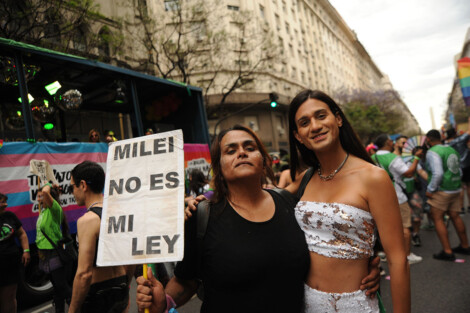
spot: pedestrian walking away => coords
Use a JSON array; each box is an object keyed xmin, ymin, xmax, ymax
[
  {"xmin": 445, "ymin": 118, "xmax": 470, "ymax": 214},
  {"xmin": 425, "ymin": 130, "xmax": 470, "ymax": 261}
]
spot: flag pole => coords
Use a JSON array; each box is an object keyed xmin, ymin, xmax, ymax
[{"xmin": 143, "ymin": 264, "xmax": 149, "ymax": 313}]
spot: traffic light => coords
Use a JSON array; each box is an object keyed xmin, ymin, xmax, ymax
[
  {"xmin": 43, "ymin": 123, "xmax": 54, "ymax": 130},
  {"xmin": 269, "ymin": 92, "xmax": 279, "ymax": 108}
]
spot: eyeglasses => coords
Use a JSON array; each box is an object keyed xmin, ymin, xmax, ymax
[
  {"xmin": 68, "ymin": 183, "xmax": 78, "ymax": 194},
  {"xmin": 67, "ymin": 181, "xmax": 93, "ymax": 193}
]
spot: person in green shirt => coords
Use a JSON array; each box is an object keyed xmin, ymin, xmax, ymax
[
  {"xmin": 425, "ymin": 129, "xmax": 470, "ymax": 261},
  {"xmin": 36, "ymin": 184, "xmax": 72, "ymax": 313}
]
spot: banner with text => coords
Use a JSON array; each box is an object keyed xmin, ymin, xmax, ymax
[
  {"xmin": 0, "ymin": 142, "xmax": 108, "ymax": 243},
  {"xmin": 97, "ymin": 130, "xmax": 185, "ymax": 266}
]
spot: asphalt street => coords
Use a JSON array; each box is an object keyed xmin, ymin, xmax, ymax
[
  {"xmin": 21, "ymin": 213, "xmax": 470, "ymax": 313},
  {"xmin": 379, "ymin": 212, "xmax": 470, "ymax": 313}
]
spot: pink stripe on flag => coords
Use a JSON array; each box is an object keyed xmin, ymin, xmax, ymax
[
  {"xmin": 0, "ymin": 152, "xmax": 107, "ymax": 167},
  {"xmin": 184, "ymin": 144, "xmax": 209, "ymax": 153},
  {"xmin": 8, "ymin": 203, "xmax": 85, "ymax": 220},
  {"xmin": 0, "ymin": 179, "xmax": 29, "ymax": 194},
  {"xmin": 8, "ymin": 204, "xmax": 36, "ymax": 220}
]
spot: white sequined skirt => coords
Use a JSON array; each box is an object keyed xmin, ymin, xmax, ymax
[{"xmin": 303, "ymin": 284, "xmax": 379, "ymax": 313}]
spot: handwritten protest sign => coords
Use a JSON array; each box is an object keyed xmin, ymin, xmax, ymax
[
  {"xmin": 96, "ymin": 130, "xmax": 185, "ymax": 266},
  {"xmin": 30, "ymin": 159, "xmax": 59, "ymax": 186}
]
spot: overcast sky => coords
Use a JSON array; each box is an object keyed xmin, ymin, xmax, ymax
[{"xmin": 329, "ymin": 0, "xmax": 470, "ymax": 132}]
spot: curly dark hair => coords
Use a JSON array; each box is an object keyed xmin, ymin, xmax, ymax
[{"xmin": 188, "ymin": 169, "xmax": 208, "ymax": 196}]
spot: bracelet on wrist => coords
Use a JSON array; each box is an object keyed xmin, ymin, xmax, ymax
[
  {"xmin": 414, "ymin": 156, "xmax": 420, "ymax": 161},
  {"xmin": 24, "ymin": 249, "xmax": 30, "ymax": 253},
  {"xmin": 165, "ymin": 294, "xmax": 177, "ymax": 313}
]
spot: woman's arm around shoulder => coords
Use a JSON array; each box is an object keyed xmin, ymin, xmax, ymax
[{"xmin": 284, "ymin": 168, "xmax": 309, "ymax": 195}]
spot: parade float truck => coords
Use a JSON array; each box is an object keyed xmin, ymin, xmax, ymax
[{"xmin": 0, "ymin": 38, "xmax": 211, "ymax": 305}]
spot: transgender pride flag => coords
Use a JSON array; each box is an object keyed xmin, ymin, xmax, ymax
[
  {"xmin": 458, "ymin": 57, "xmax": 470, "ymax": 107},
  {"xmin": 0, "ymin": 142, "xmax": 108, "ymax": 243}
]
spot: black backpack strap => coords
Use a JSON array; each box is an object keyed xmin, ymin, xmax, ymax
[
  {"xmin": 196, "ymin": 200, "xmax": 210, "ymax": 279},
  {"xmin": 196, "ymin": 201, "xmax": 210, "ymax": 240},
  {"xmin": 272, "ymin": 188, "xmax": 298, "ymax": 211},
  {"xmin": 296, "ymin": 167, "xmax": 315, "ymax": 199},
  {"xmin": 40, "ymin": 228, "xmax": 59, "ymax": 249},
  {"xmin": 195, "ymin": 200, "xmax": 211, "ymax": 300}
]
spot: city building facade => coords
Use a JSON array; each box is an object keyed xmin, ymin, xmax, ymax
[{"xmin": 0, "ymin": 0, "xmax": 420, "ymax": 145}]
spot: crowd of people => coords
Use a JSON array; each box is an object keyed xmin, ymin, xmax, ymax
[
  {"xmin": 364, "ymin": 123, "xmax": 470, "ymax": 264},
  {"xmin": 2, "ymin": 89, "xmax": 470, "ymax": 313}
]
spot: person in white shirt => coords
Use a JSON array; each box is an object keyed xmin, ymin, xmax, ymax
[{"xmin": 372, "ymin": 134, "xmax": 424, "ymax": 264}]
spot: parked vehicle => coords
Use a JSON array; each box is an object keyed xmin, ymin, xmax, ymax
[{"xmin": 0, "ymin": 38, "xmax": 210, "ymax": 306}]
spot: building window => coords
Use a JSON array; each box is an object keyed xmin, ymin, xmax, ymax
[
  {"xmin": 138, "ymin": 0, "xmax": 148, "ymax": 16},
  {"xmin": 291, "ymin": 66, "xmax": 297, "ymax": 79},
  {"xmin": 98, "ymin": 26, "xmax": 111, "ymax": 58},
  {"xmin": 259, "ymin": 5, "xmax": 265, "ymax": 20},
  {"xmin": 285, "ymin": 22, "xmax": 290, "ymax": 35},
  {"xmin": 276, "ymin": 115, "xmax": 285, "ymax": 135},
  {"xmin": 227, "ymin": 5, "xmax": 239, "ymax": 11},
  {"xmin": 44, "ymin": 8, "xmax": 61, "ymax": 43},
  {"xmin": 245, "ymin": 116, "xmax": 259, "ymax": 131},
  {"xmin": 279, "ymin": 36, "xmax": 284, "ymax": 54},
  {"xmin": 164, "ymin": 0, "xmax": 179, "ymax": 11},
  {"xmin": 73, "ymin": 25, "xmax": 88, "ymax": 52}
]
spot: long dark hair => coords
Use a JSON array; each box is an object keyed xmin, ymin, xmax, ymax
[
  {"xmin": 288, "ymin": 90, "xmax": 373, "ymax": 181},
  {"xmin": 210, "ymin": 124, "xmax": 275, "ymax": 203},
  {"xmin": 189, "ymin": 169, "xmax": 208, "ymax": 196}
]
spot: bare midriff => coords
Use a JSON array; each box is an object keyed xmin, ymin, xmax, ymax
[{"xmin": 305, "ymin": 252, "xmax": 369, "ymax": 293}]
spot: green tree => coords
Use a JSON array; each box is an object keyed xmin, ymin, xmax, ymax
[{"xmin": 335, "ymin": 89, "xmax": 418, "ymax": 143}]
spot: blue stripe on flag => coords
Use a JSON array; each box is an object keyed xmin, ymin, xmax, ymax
[
  {"xmin": 0, "ymin": 142, "xmax": 108, "ymax": 155},
  {"xmin": 462, "ymin": 86, "xmax": 470, "ymax": 98},
  {"xmin": 7, "ymin": 191, "xmax": 32, "ymax": 206}
]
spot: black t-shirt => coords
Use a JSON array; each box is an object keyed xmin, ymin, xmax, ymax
[
  {"xmin": 0, "ymin": 211, "xmax": 22, "ymax": 256},
  {"xmin": 175, "ymin": 189, "xmax": 309, "ymax": 313}
]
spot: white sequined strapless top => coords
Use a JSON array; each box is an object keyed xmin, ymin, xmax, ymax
[{"xmin": 295, "ymin": 201, "xmax": 377, "ymax": 259}]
